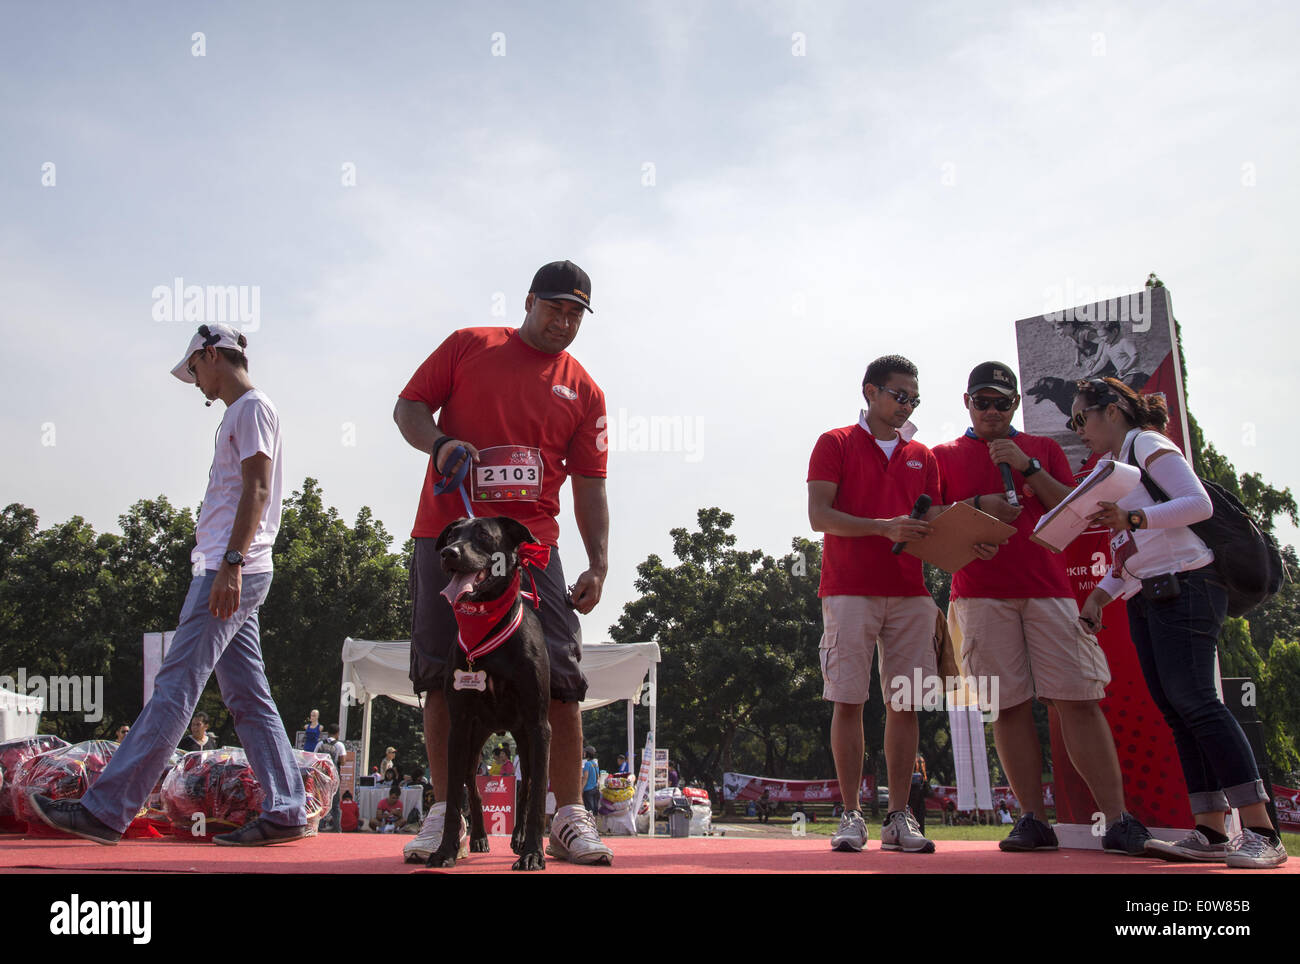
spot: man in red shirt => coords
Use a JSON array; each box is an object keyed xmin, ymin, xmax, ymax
[
  {"xmin": 808, "ymin": 354, "xmax": 977, "ymax": 854},
  {"xmin": 932, "ymin": 361, "xmax": 1148, "ymax": 855},
  {"xmin": 393, "ymin": 260, "xmax": 612, "ymax": 866}
]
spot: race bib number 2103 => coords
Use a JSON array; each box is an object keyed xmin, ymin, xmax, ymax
[{"xmin": 471, "ymin": 445, "xmax": 543, "ymax": 503}]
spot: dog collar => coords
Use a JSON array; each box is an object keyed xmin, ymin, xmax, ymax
[{"xmin": 452, "ymin": 569, "xmax": 543, "ymax": 670}]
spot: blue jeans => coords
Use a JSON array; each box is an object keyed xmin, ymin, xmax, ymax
[
  {"xmin": 82, "ymin": 570, "xmax": 307, "ymax": 833},
  {"xmin": 1126, "ymin": 566, "xmax": 1267, "ymax": 814},
  {"xmin": 328, "ymin": 786, "xmax": 342, "ymax": 832}
]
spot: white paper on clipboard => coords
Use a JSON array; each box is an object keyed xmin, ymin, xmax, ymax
[{"xmin": 1030, "ymin": 460, "xmax": 1141, "ymax": 552}]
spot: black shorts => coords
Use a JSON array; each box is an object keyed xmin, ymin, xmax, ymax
[{"xmin": 409, "ymin": 537, "xmax": 587, "ymax": 703}]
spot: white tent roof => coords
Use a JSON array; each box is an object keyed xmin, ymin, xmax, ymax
[
  {"xmin": 0, "ymin": 688, "xmax": 44, "ymax": 741},
  {"xmin": 341, "ymin": 638, "xmax": 660, "ymax": 712}
]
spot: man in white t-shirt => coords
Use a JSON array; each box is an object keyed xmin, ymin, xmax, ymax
[{"xmin": 28, "ymin": 324, "xmax": 307, "ymax": 846}]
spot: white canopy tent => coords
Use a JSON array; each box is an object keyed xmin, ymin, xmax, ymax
[
  {"xmin": 338, "ymin": 638, "xmax": 661, "ymax": 776},
  {"xmin": 0, "ymin": 689, "xmax": 43, "ymax": 742}
]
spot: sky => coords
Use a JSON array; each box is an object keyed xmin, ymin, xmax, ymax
[{"xmin": 2, "ymin": 1, "xmax": 1298, "ymax": 645}]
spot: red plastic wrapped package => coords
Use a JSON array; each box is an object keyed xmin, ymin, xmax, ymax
[
  {"xmin": 124, "ymin": 747, "xmax": 185, "ymax": 839},
  {"xmin": 11, "ymin": 739, "xmax": 117, "ymax": 837},
  {"xmin": 160, "ymin": 747, "xmax": 338, "ymax": 841},
  {"xmin": 0, "ymin": 734, "xmax": 71, "ymax": 831}
]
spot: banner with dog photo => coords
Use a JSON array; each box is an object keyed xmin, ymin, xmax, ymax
[
  {"xmin": 1013, "ymin": 282, "xmax": 1190, "ymax": 473},
  {"xmin": 1013, "ymin": 281, "xmax": 1195, "ymax": 833}
]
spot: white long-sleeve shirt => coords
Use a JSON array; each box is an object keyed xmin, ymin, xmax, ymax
[{"xmin": 1097, "ymin": 429, "xmax": 1214, "ymax": 600}]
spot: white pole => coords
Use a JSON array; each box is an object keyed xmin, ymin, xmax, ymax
[
  {"xmin": 648, "ymin": 661, "xmax": 657, "ymax": 839},
  {"xmin": 626, "ymin": 697, "xmax": 635, "ymax": 782}
]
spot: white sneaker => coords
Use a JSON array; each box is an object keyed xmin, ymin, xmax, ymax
[
  {"xmin": 880, "ymin": 808, "xmax": 935, "ymax": 854},
  {"xmin": 547, "ymin": 804, "xmax": 613, "ymax": 865},
  {"xmin": 402, "ymin": 802, "xmax": 468, "ymax": 864},
  {"xmin": 1224, "ymin": 828, "xmax": 1288, "ymax": 869},
  {"xmin": 831, "ymin": 810, "xmax": 869, "ymax": 852}
]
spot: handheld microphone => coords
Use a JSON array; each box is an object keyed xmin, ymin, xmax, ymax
[
  {"xmin": 998, "ymin": 463, "xmax": 1021, "ymax": 508},
  {"xmin": 891, "ymin": 494, "xmax": 933, "ymax": 555}
]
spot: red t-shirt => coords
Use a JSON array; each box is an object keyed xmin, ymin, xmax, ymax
[
  {"xmin": 340, "ymin": 800, "xmax": 359, "ymax": 832},
  {"xmin": 932, "ymin": 429, "xmax": 1074, "ymax": 599},
  {"xmin": 400, "ymin": 327, "xmax": 607, "ymax": 546},
  {"xmin": 807, "ymin": 423, "xmax": 942, "ymax": 598}
]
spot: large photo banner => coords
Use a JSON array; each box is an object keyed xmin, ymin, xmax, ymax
[{"xmin": 1014, "ymin": 283, "xmax": 1194, "ymax": 831}]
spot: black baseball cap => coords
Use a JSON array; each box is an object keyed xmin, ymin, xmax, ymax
[
  {"xmin": 967, "ymin": 361, "xmax": 1018, "ymax": 396},
  {"xmin": 529, "ymin": 260, "xmax": 593, "ymax": 313}
]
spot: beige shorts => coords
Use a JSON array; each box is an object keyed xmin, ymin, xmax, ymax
[
  {"xmin": 820, "ymin": 595, "xmax": 940, "ymax": 708},
  {"xmin": 948, "ymin": 597, "xmax": 1110, "ymax": 710}
]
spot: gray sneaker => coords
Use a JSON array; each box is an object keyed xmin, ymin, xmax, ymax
[
  {"xmin": 1144, "ymin": 829, "xmax": 1233, "ymax": 863},
  {"xmin": 830, "ymin": 810, "xmax": 869, "ymax": 852},
  {"xmin": 26, "ymin": 793, "xmax": 121, "ymax": 846},
  {"xmin": 880, "ymin": 808, "xmax": 935, "ymax": 854},
  {"xmin": 1224, "ymin": 829, "xmax": 1288, "ymax": 869}
]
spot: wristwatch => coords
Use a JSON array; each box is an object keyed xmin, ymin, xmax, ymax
[
  {"xmin": 1127, "ymin": 511, "xmax": 1144, "ymax": 532},
  {"xmin": 1022, "ymin": 457, "xmax": 1042, "ymax": 478},
  {"xmin": 223, "ymin": 549, "xmax": 246, "ymax": 567}
]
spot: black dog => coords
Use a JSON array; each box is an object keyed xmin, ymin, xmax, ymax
[
  {"xmin": 1026, "ymin": 376, "xmax": 1077, "ymax": 417},
  {"xmin": 426, "ymin": 515, "xmax": 551, "ymax": 871}
]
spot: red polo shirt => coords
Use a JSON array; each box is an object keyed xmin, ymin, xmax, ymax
[
  {"xmin": 932, "ymin": 429, "xmax": 1074, "ymax": 599},
  {"xmin": 400, "ymin": 327, "xmax": 607, "ymax": 547},
  {"xmin": 808, "ymin": 422, "xmax": 941, "ymax": 598}
]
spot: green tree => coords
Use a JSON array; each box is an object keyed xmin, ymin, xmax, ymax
[{"xmin": 606, "ymin": 509, "xmax": 828, "ymax": 789}]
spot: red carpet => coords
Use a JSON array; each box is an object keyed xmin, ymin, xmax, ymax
[{"xmin": 1, "ymin": 831, "xmax": 1293, "ymax": 874}]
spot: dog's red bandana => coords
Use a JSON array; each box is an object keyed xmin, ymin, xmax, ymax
[{"xmin": 451, "ymin": 543, "xmax": 550, "ymax": 667}]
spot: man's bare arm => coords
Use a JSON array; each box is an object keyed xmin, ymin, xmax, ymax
[
  {"xmin": 570, "ymin": 474, "xmax": 609, "ymax": 614},
  {"xmin": 393, "ymin": 398, "xmax": 478, "ymax": 472},
  {"xmin": 807, "ymin": 481, "xmax": 931, "ymax": 542},
  {"xmin": 208, "ymin": 453, "xmax": 271, "ymax": 618}
]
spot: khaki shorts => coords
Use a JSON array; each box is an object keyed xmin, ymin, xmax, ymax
[
  {"xmin": 819, "ymin": 595, "xmax": 940, "ymax": 708},
  {"xmin": 948, "ymin": 597, "xmax": 1110, "ymax": 710}
]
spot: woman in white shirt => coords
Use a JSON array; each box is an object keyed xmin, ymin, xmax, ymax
[{"xmin": 1073, "ymin": 377, "xmax": 1284, "ymax": 869}]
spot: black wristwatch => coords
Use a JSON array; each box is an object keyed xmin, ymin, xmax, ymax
[
  {"xmin": 1022, "ymin": 457, "xmax": 1042, "ymax": 478},
  {"xmin": 1127, "ymin": 511, "xmax": 1144, "ymax": 532},
  {"xmin": 223, "ymin": 549, "xmax": 246, "ymax": 568}
]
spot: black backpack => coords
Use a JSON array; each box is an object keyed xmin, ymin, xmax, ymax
[{"xmin": 1127, "ymin": 436, "xmax": 1285, "ymax": 617}]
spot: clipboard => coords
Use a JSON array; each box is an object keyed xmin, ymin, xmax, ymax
[
  {"xmin": 903, "ymin": 501, "xmax": 1017, "ymax": 573},
  {"xmin": 1029, "ymin": 459, "xmax": 1140, "ymax": 553}
]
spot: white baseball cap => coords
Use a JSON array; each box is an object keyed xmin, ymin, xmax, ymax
[{"xmin": 171, "ymin": 324, "xmax": 247, "ymax": 383}]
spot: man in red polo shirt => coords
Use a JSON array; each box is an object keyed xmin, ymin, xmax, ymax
[
  {"xmin": 392, "ymin": 260, "xmax": 612, "ymax": 866},
  {"xmin": 932, "ymin": 361, "xmax": 1149, "ymax": 855},
  {"xmin": 808, "ymin": 354, "xmax": 970, "ymax": 855}
]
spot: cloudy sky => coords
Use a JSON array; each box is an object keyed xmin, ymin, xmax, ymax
[{"xmin": 2, "ymin": 1, "xmax": 1297, "ymax": 644}]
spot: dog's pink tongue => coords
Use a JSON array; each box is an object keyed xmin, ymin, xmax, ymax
[{"xmin": 441, "ymin": 571, "xmax": 480, "ymax": 605}]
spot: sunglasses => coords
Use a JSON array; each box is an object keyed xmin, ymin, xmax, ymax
[
  {"xmin": 970, "ymin": 396, "xmax": 1015, "ymax": 412},
  {"xmin": 1066, "ymin": 404, "xmax": 1105, "ymax": 433},
  {"xmin": 875, "ymin": 385, "xmax": 921, "ymax": 408}
]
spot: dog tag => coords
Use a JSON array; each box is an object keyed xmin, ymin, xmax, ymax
[
  {"xmin": 453, "ymin": 669, "xmax": 487, "ymax": 692},
  {"xmin": 472, "ymin": 445, "xmax": 543, "ymax": 503}
]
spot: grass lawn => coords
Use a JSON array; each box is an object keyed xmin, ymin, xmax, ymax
[{"xmin": 723, "ymin": 814, "xmax": 1300, "ymax": 854}]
